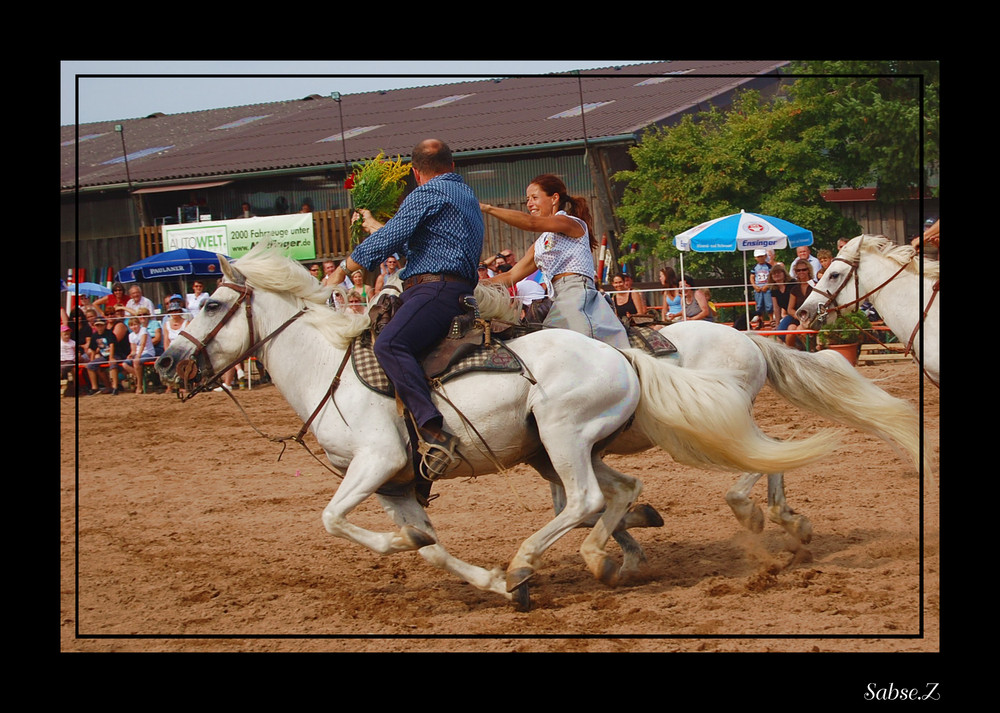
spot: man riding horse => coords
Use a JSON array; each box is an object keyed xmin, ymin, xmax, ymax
[{"xmin": 329, "ymin": 139, "xmax": 484, "ymax": 488}]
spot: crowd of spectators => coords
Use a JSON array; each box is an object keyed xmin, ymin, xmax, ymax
[
  {"xmin": 65, "ymin": 225, "xmax": 937, "ymax": 396},
  {"xmin": 61, "ymin": 280, "xmax": 222, "ymax": 397}
]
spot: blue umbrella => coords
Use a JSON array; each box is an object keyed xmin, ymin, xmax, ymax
[
  {"xmin": 117, "ymin": 248, "xmax": 231, "ymax": 283},
  {"xmin": 73, "ymin": 281, "xmax": 113, "ymax": 297}
]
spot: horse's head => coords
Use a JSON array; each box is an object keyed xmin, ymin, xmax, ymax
[
  {"xmin": 795, "ymin": 235, "xmax": 870, "ymax": 328},
  {"xmin": 156, "ymin": 255, "xmax": 254, "ymax": 393}
]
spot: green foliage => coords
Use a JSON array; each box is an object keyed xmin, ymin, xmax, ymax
[
  {"xmin": 786, "ymin": 61, "xmax": 939, "ymax": 203},
  {"xmin": 817, "ymin": 309, "xmax": 872, "ymax": 346},
  {"xmin": 612, "ymin": 62, "xmax": 939, "ymax": 283},
  {"xmin": 614, "ymin": 90, "xmax": 860, "ymax": 283}
]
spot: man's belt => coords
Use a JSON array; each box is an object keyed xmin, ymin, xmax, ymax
[{"xmin": 402, "ymin": 273, "xmax": 472, "ymax": 290}]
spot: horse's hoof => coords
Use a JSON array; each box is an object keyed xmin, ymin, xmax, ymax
[
  {"xmin": 595, "ymin": 556, "xmax": 620, "ymax": 587},
  {"xmin": 511, "ymin": 582, "xmax": 532, "ymax": 612},
  {"xmin": 790, "ymin": 546, "xmax": 813, "ymax": 566},
  {"xmin": 786, "ymin": 515, "xmax": 813, "ymax": 545},
  {"xmin": 628, "ymin": 503, "xmax": 664, "ymax": 529},
  {"xmin": 401, "ymin": 525, "xmax": 436, "ymax": 549},
  {"xmin": 506, "ymin": 566, "xmax": 535, "ymax": 593}
]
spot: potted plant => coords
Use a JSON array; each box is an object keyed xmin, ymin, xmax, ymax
[{"xmin": 817, "ymin": 310, "xmax": 872, "ymax": 364}]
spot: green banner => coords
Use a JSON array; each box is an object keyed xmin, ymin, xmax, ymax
[{"xmin": 161, "ymin": 214, "xmax": 316, "ymax": 260}]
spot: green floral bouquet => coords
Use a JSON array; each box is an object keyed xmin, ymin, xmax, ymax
[{"xmin": 345, "ymin": 152, "xmax": 411, "ymax": 246}]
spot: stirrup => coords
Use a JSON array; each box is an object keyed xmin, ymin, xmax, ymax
[{"xmin": 417, "ymin": 430, "xmax": 461, "ymax": 480}]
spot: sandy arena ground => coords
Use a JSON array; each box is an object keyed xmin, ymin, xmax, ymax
[{"xmin": 61, "ymin": 357, "xmax": 940, "ymax": 667}]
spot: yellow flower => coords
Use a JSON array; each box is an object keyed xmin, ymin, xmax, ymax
[{"xmin": 347, "ymin": 152, "xmax": 411, "ymax": 245}]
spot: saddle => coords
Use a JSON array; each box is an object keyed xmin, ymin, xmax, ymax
[
  {"xmin": 617, "ymin": 313, "xmax": 677, "ymax": 356},
  {"xmin": 353, "ymin": 294, "xmax": 525, "ymax": 398}
]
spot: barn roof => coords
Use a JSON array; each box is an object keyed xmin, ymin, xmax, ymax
[{"xmin": 61, "ymin": 60, "xmax": 789, "ymax": 192}]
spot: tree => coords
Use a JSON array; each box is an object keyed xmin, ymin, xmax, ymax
[
  {"xmin": 786, "ymin": 60, "xmax": 939, "ymax": 203},
  {"xmin": 614, "ymin": 90, "xmax": 860, "ymax": 282}
]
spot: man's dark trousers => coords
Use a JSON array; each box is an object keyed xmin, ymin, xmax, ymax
[{"xmin": 373, "ymin": 279, "xmax": 472, "ymax": 429}]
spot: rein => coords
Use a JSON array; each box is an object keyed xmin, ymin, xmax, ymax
[{"xmin": 175, "ymin": 280, "xmax": 351, "ymax": 479}]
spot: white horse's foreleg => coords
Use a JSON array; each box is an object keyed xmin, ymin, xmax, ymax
[
  {"xmin": 725, "ymin": 472, "xmax": 766, "ymax": 533},
  {"xmin": 418, "ymin": 545, "xmax": 511, "ymax": 598},
  {"xmin": 767, "ymin": 472, "xmax": 813, "ymax": 545},
  {"xmin": 321, "ymin": 451, "xmax": 434, "ymax": 555},
  {"xmin": 377, "ymin": 493, "xmax": 511, "ymax": 598}
]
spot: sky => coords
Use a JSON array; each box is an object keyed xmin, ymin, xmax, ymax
[{"xmin": 61, "ymin": 60, "xmax": 652, "ymax": 126}]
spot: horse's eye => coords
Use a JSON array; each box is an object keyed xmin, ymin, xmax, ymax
[{"xmin": 204, "ymin": 300, "xmax": 221, "ymax": 312}]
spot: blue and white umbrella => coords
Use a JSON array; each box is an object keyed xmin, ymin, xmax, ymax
[
  {"xmin": 674, "ymin": 211, "xmax": 813, "ymax": 329},
  {"xmin": 117, "ymin": 248, "xmax": 231, "ymax": 283},
  {"xmin": 674, "ymin": 210, "xmax": 813, "ymax": 253}
]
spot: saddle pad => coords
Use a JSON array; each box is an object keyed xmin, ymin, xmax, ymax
[
  {"xmin": 352, "ymin": 334, "xmax": 524, "ymax": 398},
  {"xmin": 627, "ymin": 325, "xmax": 678, "ymax": 356}
]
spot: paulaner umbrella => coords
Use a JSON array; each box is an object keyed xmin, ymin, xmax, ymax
[{"xmin": 117, "ymin": 248, "xmax": 231, "ymax": 283}]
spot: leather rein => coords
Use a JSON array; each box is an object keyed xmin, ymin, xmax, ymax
[
  {"xmin": 175, "ymin": 281, "xmax": 351, "ymax": 478},
  {"xmin": 807, "ymin": 237, "xmax": 940, "ymax": 359}
]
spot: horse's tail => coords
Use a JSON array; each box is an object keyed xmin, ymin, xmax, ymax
[
  {"xmin": 620, "ymin": 348, "xmax": 841, "ymax": 474},
  {"xmin": 747, "ymin": 334, "xmax": 928, "ymax": 474}
]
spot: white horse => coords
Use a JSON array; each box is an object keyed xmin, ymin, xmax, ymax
[
  {"xmin": 477, "ymin": 289, "xmax": 927, "ymax": 548},
  {"xmin": 157, "ymin": 245, "xmax": 841, "ymax": 609},
  {"xmin": 796, "ymin": 234, "xmax": 940, "ymax": 387}
]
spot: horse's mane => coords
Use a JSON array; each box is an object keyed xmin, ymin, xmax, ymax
[
  {"xmin": 841, "ymin": 234, "xmax": 939, "ymax": 282},
  {"xmin": 231, "ymin": 244, "xmax": 370, "ymax": 348}
]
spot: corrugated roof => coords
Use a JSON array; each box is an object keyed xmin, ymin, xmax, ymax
[{"xmin": 61, "ymin": 60, "xmax": 789, "ymax": 192}]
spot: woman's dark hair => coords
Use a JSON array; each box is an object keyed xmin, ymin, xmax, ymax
[
  {"xmin": 659, "ymin": 266, "xmax": 679, "ymax": 288},
  {"xmin": 530, "ymin": 174, "xmax": 597, "ymax": 249}
]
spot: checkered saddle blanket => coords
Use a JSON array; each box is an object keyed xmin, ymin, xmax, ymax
[{"xmin": 626, "ymin": 324, "xmax": 677, "ymax": 356}]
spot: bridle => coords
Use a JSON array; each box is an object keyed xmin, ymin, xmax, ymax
[
  {"xmin": 175, "ymin": 282, "xmax": 260, "ymax": 391},
  {"xmin": 807, "ymin": 236, "xmax": 939, "ymax": 358},
  {"xmin": 172, "ymin": 279, "xmax": 352, "ymax": 478}
]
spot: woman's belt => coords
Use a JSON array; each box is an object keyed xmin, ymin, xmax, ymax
[
  {"xmin": 551, "ymin": 272, "xmax": 592, "ymax": 284},
  {"xmin": 402, "ymin": 273, "xmax": 472, "ymax": 290}
]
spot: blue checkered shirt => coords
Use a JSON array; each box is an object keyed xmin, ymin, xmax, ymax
[{"xmin": 351, "ymin": 173, "xmax": 484, "ymax": 284}]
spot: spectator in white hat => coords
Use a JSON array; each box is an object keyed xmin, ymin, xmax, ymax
[{"xmin": 750, "ymin": 249, "xmax": 773, "ymax": 323}]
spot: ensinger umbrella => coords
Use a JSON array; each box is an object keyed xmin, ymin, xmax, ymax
[
  {"xmin": 674, "ymin": 210, "xmax": 814, "ymax": 253},
  {"xmin": 673, "ymin": 211, "xmax": 813, "ymax": 328},
  {"xmin": 117, "ymin": 248, "xmax": 231, "ymax": 283}
]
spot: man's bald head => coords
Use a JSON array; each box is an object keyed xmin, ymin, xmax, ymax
[{"xmin": 411, "ymin": 139, "xmax": 454, "ymax": 177}]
